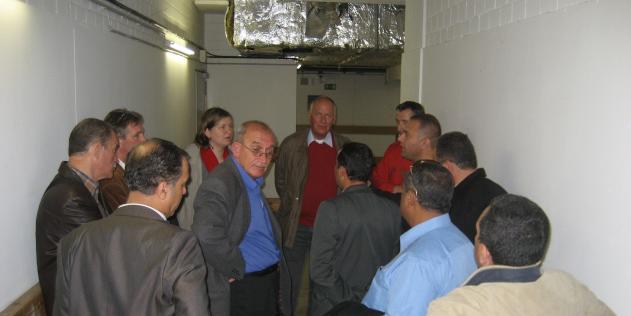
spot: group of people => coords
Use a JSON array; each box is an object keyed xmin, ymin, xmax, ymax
[{"xmin": 35, "ymin": 96, "xmax": 613, "ymax": 316}]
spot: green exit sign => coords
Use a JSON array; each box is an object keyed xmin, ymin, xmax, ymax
[{"xmin": 324, "ymin": 83, "xmax": 336, "ymax": 90}]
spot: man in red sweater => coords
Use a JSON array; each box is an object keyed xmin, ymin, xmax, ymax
[
  {"xmin": 275, "ymin": 95, "xmax": 350, "ymax": 313},
  {"xmin": 371, "ymin": 101, "xmax": 425, "ymax": 193}
]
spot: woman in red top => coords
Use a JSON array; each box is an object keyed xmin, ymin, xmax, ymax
[{"xmin": 177, "ymin": 107, "xmax": 234, "ymax": 229}]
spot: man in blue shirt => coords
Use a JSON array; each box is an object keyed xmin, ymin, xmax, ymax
[
  {"xmin": 361, "ymin": 160, "xmax": 476, "ymax": 316},
  {"xmin": 192, "ymin": 121, "xmax": 289, "ymax": 316}
]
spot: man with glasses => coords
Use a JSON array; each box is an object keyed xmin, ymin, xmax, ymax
[
  {"xmin": 275, "ymin": 95, "xmax": 350, "ymax": 313},
  {"xmin": 100, "ymin": 109, "xmax": 146, "ymax": 214},
  {"xmin": 360, "ymin": 161, "xmax": 476, "ymax": 316},
  {"xmin": 192, "ymin": 121, "xmax": 290, "ymax": 316}
]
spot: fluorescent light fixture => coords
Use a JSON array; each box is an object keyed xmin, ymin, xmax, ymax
[
  {"xmin": 296, "ymin": 63, "xmax": 302, "ymax": 70},
  {"xmin": 169, "ymin": 42, "xmax": 195, "ymax": 56}
]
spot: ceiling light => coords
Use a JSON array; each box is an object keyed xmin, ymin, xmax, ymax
[{"xmin": 169, "ymin": 42, "xmax": 195, "ymax": 56}]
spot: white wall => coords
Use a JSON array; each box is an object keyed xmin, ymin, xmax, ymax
[
  {"xmin": 421, "ymin": 0, "xmax": 631, "ymax": 313},
  {"xmin": 203, "ymin": 12, "xmax": 298, "ymax": 198},
  {"xmin": 296, "ymin": 72, "xmax": 400, "ymax": 156},
  {"xmin": 0, "ymin": 0, "xmax": 201, "ymax": 310},
  {"xmin": 206, "ymin": 60, "xmax": 297, "ymax": 197}
]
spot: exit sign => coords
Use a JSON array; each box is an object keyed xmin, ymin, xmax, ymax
[{"xmin": 324, "ymin": 83, "xmax": 336, "ymax": 90}]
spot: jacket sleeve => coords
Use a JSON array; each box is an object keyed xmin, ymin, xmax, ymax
[
  {"xmin": 310, "ymin": 201, "xmax": 353, "ymax": 305},
  {"xmin": 165, "ymin": 232, "xmax": 210, "ymax": 316},
  {"xmin": 274, "ymin": 138, "xmax": 290, "ymax": 217},
  {"xmin": 191, "ymin": 176, "xmax": 245, "ymax": 279},
  {"xmin": 52, "ymin": 235, "xmax": 72, "ymax": 316}
]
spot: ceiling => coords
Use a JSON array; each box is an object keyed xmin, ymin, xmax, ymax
[{"xmin": 194, "ymin": 0, "xmax": 406, "ymax": 12}]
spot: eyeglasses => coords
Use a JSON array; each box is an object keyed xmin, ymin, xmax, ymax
[{"xmin": 239, "ymin": 142, "xmax": 275, "ymax": 159}]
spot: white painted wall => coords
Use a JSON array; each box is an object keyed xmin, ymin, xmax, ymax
[
  {"xmin": 421, "ymin": 0, "xmax": 631, "ymax": 313},
  {"xmin": 206, "ymin": 60, "xmax": 297, "ymax": 197},
  {"xmin": 0, "ymin": 0, "xmax": 201, "ymax": 310},
  {"xmin": 203, "ymin": 12, "xmax": 298, "ymax": 198},
  {"xmin": 296, "ymin": 72, "xmax": 400, "ymax": 156}
]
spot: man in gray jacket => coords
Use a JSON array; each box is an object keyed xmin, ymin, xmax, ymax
[
  {"xmin": 54, "ymin": 138, "xmax": 208, "ymax": 316},
  {"xmin": 193, "ymin": 121, "xmax": 290, "ymax": 316},
  {"xmin": 310, "ymin": 143, "xmax": 401, "ymax": 316}
]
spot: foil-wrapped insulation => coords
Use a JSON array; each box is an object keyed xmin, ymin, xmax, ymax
[
  {"xmin": 227, "ymin": 0, "xmax": 405, "ymax": 67},
  {"xmin": 230, "ymin": 0, "xmax": 307, "ymax": 48}
]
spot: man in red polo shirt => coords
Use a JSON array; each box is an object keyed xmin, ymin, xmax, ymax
[
  {"xmin": 276, "ymin": 95, "xmax": 350, "ymax": 313},
  {"xmin": 371, "ymin": 101, "xmax": 424, "ymax": 193}
]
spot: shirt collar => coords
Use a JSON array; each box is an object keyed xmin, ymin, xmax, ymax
[
  {"xmin": 307, "ymin": 129, "xmax": 333, "ymax": 147},
  {"xmin": 400, "ymin": 214, "xmax": 452, "ymax": 251},
  {"xmin": 119, "ymin": 203, "xmax": 167, "ymax": 221},
  {"xmin": 69, "ymin": 165, "xmax": 99, "ymax": 198},
  {"xmin": 118, "ymin": 159, "xmax": 125, "ymax": 170},
  {"xmin": 231, "ymin": 156, "xmax": 264, "ymax": 190}
]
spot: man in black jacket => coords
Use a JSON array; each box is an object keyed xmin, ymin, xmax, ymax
[
  {"xmin": 35, "ymin": 118, "xmax": 118, "ymax": 315},
  {"xmin": 436, "ymin": 131, "xmax": 506, "ymax": 242}
]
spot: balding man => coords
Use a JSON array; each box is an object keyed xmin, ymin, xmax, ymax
[
  {"xmin": 275, "ymin": 95, "xmax": 350, "ymax": 312},
  {"xmin": 398, "ymin": 113, "xmax": 442, "ymax": 162},
  {"xmin": 54, "ymin": 139, "xmax": 208, "ymax": 315},
  {"xmin": 36, "ymin": 118, "xmax": 118, "ymax": 315},
  {"xmin": 193, "ymin": 121, "xmax": 289, "ymax": 316}
]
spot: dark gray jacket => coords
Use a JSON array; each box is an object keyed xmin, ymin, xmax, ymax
[
  {"xmin": 192, "ymin": 158, "xmax": 291, "ymax": 316},
  {"xmin": 54, "ymin": 204, "xmax": 208, "ymax": 316},
  {"xmin": 309, "ymin": 184, "xmax": 401, "ymax": 316}
]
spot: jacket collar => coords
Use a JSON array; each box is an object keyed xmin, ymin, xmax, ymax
[
  {"xmin": 464, "ymin": 262, "xmax": 542, "ymax": 286},
  {"xmin": 114, "ymin": 204, "xmax": 167, "ymax": 221},
  {"xmin": 455, "ymin": 168, "xmax": 487, "ymax": 191}
]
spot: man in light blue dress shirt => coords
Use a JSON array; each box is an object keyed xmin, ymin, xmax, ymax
[{"xmin": 361, "ymin": 160, "xmax": 476, "ymax": 316}]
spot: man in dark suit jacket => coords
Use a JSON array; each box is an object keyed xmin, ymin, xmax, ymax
[
  {"xmin": 54, "ymin": 138, "xmax": 209, "ymax": 316},
  {"xmin": 192, "ymin": 121, "xmax": 290, "ymax": 316},
  {"xmin": 310, "ymin": 143, "xmax": 401, "ymax": 316},
  {"xmin": 436, "ymin": 132, "xmax": 506, "ymax": 242},
  {"xmin": 36, "ymin": 118, "xmax": 117, "ymax": 315}
]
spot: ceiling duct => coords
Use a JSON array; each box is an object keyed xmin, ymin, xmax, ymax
[{"xmin": 225, "ymin": 0, "xmax": 405, "ymax": 69}]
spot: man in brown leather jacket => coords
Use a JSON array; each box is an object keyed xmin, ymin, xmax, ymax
[{"xmin": 35, "ymin": 118, "xmax": 118, "ymax": 315}]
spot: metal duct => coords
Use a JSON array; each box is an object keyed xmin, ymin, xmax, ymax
[{"xmin": 226, "ymin": 1, "xmax": 405, "ymax": 68}]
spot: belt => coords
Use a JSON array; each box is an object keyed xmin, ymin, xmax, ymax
[{"xmin": 244, "ymin": 263, "xmax": 279, "ymax": 278}]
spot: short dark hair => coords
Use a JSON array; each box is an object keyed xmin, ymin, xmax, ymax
[
  {"xmin": 395, "ymin": 101, "xmax": 425, "ymax": 116},
  {"xmin": 337, "ymin": 142, "xmax": 375, "ymax": 182},
  {"xmin": 124, "ymin": 138, "xmax": 190, "ymax": 195},
  {"xmin": 410, "ymin": 113, "xmax": 441, "ymax": 143},
  {"xmin": 194, "ymin": 107, "xmax": 233, "ymax": 147},
  {"xmin": 479, "ymin": 194, "xmax": 551, "ymax": 266},
  {"xmin": 404, "ymin": 160, "xmax": 454, "ymax": 214},
  {"xmin": 68, "ymin": 118, "xmax": 115, "ymax": 156},
  {"xmin": 104, "ymin": 108, "xmax": 144, "ymax": 138},
  {"xmin": 436, "ymin": 131, "xmax": 478, "ymax": 169}
]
